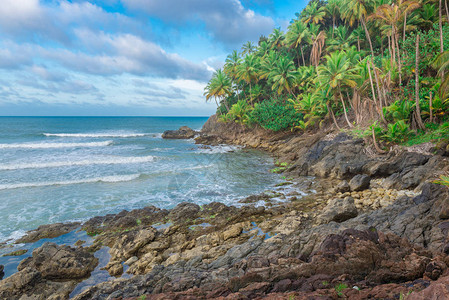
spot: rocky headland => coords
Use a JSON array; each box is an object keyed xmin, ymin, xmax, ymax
[{"xmin": 1, "ymin": 115, "xmax": 449, "ymax": 299}]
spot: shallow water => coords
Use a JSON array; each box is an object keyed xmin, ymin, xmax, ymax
[{"xmin": 0, "ymin": 117, "xmax": 282, "ymax": 242}]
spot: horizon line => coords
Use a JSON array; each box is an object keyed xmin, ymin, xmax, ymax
[{"xmin": 0, "ymin": 115, "xmax": 211, "ymax": 118}]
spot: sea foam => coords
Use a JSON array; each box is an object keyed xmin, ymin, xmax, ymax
[
  {"xmin": 0, "ymin": 174, "xmax": 141, "ymax": 191},
  {"xmin": 44, "ymin": 133, "xmax": 147, "ymax": 138},
  {"xmin": 0, "ymin": 141, "xmax": 113, "ymax": 149},
  {"xmin": 0, "ymin": 156, "xmax": 155, "ymax": 171}
]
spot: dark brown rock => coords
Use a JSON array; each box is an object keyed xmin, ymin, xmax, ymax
[
  {"xmin": 349, "ymin": 174, "xmax": 371, "ymax": 191},
  {"xmin": 162, "ymin": 126, "xmax": 196, "ymax": 139}
]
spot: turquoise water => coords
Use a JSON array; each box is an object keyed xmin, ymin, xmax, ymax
[{"xmin": 0, "ymin": 117, "xmax": 280, "ymax": 242}]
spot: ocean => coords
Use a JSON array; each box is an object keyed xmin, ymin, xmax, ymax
[{"xmin": 0, "ymin": 117, "xmax": 280, "ymax": 243}]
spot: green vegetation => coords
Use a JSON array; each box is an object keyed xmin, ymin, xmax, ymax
[
  {"xmin": 2, "ymin": 249, "xmax": 28, "ymax": 257},
  {"xmin": 270, "ymin": 161, "xmax": 290, "ymax": 173},
  {"xmin": 204, "ymin": 0, "xmax": 449, "ymax": 147},
  {"xmin": 435, "ymin": 175, "xmax": 449, "ymax": 186},
  {"xmin": 335, "ymin": 283, "xmax": 349, "ymax": 297}
]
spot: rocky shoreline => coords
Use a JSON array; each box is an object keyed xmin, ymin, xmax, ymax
[{"xmin": 1, "ymin": 115, "xmax": 449, "ymax": 299}]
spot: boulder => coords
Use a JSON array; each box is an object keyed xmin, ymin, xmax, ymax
[
  {"xmin": 349, "ymin": 174, "xmax": 371, "ymax": 192},
  {"xmin": 162, "ymin": 126, "xmax": 196, "ymax": 139},
  {"xmin": 18, "ymin": 242, "xmax": 98, "ymax": 280},
  {"xmin": 0, "ymin": 243, "xmax": 97, "ymax": 299},
  {"xmin": 408, "ymin": 274, "xmax": 449, "ymax": 299},
  {"xmin": 109, "ymin": 228, "xmax": 157, "ymax": 262},
  {"xmin": 334, "ymin": 180, "xmax": 350, "ymax": 193},
  {"xmin": 317, "ymin": 197, "xmax": 358, "ymax": 224},
  {"xmin": 0, "ymin": 265, "xmax": 3, "ymax": 280}
]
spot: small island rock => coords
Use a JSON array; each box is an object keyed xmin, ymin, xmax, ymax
[{"xmin": 162, "ymin": 126, "xmax": 197, "ymax": 139}]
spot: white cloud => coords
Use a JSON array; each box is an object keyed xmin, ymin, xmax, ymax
[
  {"xmin": 42, "ymin": 30, "xmax": 212, "ymax": 80},
  {"xmin": 123, "ymin": 0, "xmax": 275, "ymax": 47}
]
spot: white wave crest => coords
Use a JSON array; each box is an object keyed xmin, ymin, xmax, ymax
[
  {"xmin": 196, "ymin": 145, "xmax": 241, "ymax": 154},
  {"xmin": 44, "ymin": 133, "xmax": 147, "ymax": 138},
  {"xmin": 0, "ymin": 174, "xmax": 141, "ymax": 191},
  {"xmin": 0, "ymin": 141, "xmax": 113, "ymax": 149},
  {"xmin": 0, "ymin": 156, "xmax": 155, "ymax": 171}
]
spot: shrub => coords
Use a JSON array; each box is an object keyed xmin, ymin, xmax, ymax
[{"xmin": 249, "ymin": 97, "xmax": 302, "ymax": 131}]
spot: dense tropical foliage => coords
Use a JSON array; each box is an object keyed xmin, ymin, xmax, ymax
[{"xmin": 204, "ymin": 0, "xmax": 449, "ymax": 148}]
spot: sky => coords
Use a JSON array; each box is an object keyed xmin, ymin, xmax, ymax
[{"xmin": 0, "ymin": 0, "xmax": 308, "ymax": 116}]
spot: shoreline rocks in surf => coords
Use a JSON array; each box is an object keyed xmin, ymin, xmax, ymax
[{"xmin": 162, "ymin": 126, "xmax": 197, "ymax": 139}]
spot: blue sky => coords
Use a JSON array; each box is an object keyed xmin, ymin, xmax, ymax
[{"xmin": 0, "ymin": 0, "xmax": 307, "ymax": 116}]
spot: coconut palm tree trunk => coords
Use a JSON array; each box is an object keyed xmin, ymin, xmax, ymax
[
  {"xmin": 327, "ymin": 102, "xmax": 341, "ymax": 129},
  {"xmin": 445, "ymin": 0, "xmax": 449, "ymax": 23},
  {"xmin": 361, "ymin": 17, "xmax": 375, "ymax": 57},
  {"xmin": 332, "ymin": 17, "xmax": 336, "ymax": 38},
  {"xmin": 415, "ymin": 33, "xmax": 425, "ymax": 130},
  {"xmin": 430, "ymin": 91, "xmax": 433, "ymax": 123},
  {"xmin": 301, "ymin": 46, "xmax": 306, "ymax": 66},
  {"xmin": 249, "ymin": 82, "xmax": 253, "ymax": 105},
  {"xmin": 403, "ymin": 13, "xmax": 407, "ymax": 45},
  {"xmin": 393, "ymin": 27, "xmax": 403, "ymax": 86},
  {"xmin": 440, "ymin": 0, "xmax": 445, "ymax": 80},
  {"xmin": 338, "ymin": 89, "xmax": 353, "ymax": 128}
]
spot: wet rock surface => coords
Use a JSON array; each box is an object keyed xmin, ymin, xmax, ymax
[
  {"xmin": 0, "ymin": 243, "xmax": 97, "ymax": 299},
  {"xmin": 15, "ymin": 222, "xmax": 81, "ymax": 244},
  {"xmin": 162, "ymin": 126, "xmax": 197, "ymax": 139}
]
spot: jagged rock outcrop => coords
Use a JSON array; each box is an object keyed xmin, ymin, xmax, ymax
[{"xmin": 0, "ymin": 243, "xmax": 97, "ymax": 299}]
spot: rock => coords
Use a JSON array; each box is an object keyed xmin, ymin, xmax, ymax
[
  {"xmin": 162, "ymin": 126, "xmax": 196, "ymax": 139},
  {"xmin": 15, "ymin": 222, "xmax": 80, "ymax": 244},
  {"xmin": 335, "ymin": 180, "xmax": 350, "ymax": 193},
  {"xmin": 18, "ymin": 242, "xmax": 98, "ymax": 280},
  {"xmin": 239, "ymin": 194, "xmax": 270, "ymax": 204},
  {"xmin": 0, "ymin": 265, "xmax": 3, "ymax": 280},
  {"xmin": 109, "ymin": 228, "xmax": 157, "ymax": 262},
  {"xmin": 168, "ymin": 202, "xmax": 200, "ymax": 223},
  {"xmin": 317, "ymin": 197, "xmax": 358, "ymax": 224},
  {"xmin": 104, "ymin": 261, "xmax": 123, "ymax": 277},
  {"xmin": 0, "ymin": 243, "xmax": 97, "ymax": 299},
  {"xmin": 349, "ymin": 174, "xmax": 371, "ymax": 192},
  {"xmin": 408, "ymin": 274, "xmax": 449, "ymax": 299}
]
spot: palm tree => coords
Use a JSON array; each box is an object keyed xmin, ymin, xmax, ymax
[
  {"xmin": 257, "ymin": 41, "xmax": 270, "ymax": 58},
  {"xmin": 224, "ymin": 50, "xmax": 242, "ymax": 100},
  {"xmin": 268, "ymin": 56, "xmax": 300, "ymax": 95},
  {"xmin": 369, "ymin": 0, "xmax": 420, "ymax": 85},
  {"xmin": 224, "ymin": 51, "xmax": 241, "ymax": 79},
  {"xmin": 418, "ymin": 4, "xmax": 438, "ymax": 30},
  {"xmin": 237, "ymin": 54, "xmax": 261, "ymax": 105},
  {"xmin": 341, "ymin": 0, "xmax": 375, "ymax": 57},
  {"xmin": 325, "ymin": 0, "xmax": 341, "ymax": 38},
  {"xmin": 301, "ymin": 2, "xmax": 326, "ymax": 24},
  {"xmin": 326, "ymin": 25, "xmax": 354, "ymax": 52},
  {"xmin": 317, "ymin": 51, "xmax": 357, "ymax": 127},
  {"xmin": 309, "ymin": 23, "xmax": 326, "ymax": 66},
  {"xmin": 285, "ymin": 20, "xmax": 311, "ymax": 66},
  {"xmin": 204, "ymin": 69, "xmax": 233, "ymax": 111},
  {"xmin": 241, "ymin": 41, "xmax": 256, "ymax": 56},
  {"xmin": 259, "ymin": 50, "xmax": 278, "ymax": 80},
  {"xmin": 433, "ymin": 51, "xmax": 449, "ymax": 99},
  {"xmin": 268, "ymin": 28, "xmax": 285, "ymax": 50},
  {"xmin": 349, "ymin": 26, "xmax": 365, "ymax": 51}
]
